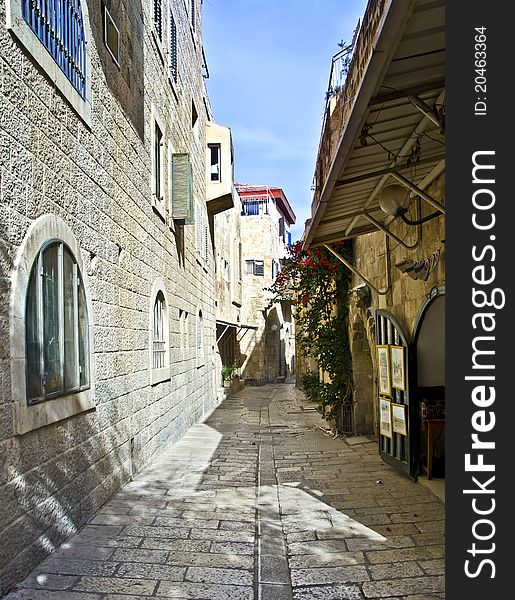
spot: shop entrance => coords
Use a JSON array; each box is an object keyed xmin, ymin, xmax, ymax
[
  {"xmin": 413, "ymin": 291, "xmax": 445, "ymax": 480},
  {"xmin": 375, "ymin": 311, "xmax": 413, "ymax": 477}
]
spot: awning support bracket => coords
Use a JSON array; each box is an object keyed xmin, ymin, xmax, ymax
[
  {"xmin": 390, "ymin": 172, "xmax": 445, "ymax": 214},
  {"xmin": 362, "ymin": 212, "xmax": 420, "ymax": 250},
  {"xmin": 323, "ymin": 242, "xmax": 391, "ymax": 296},
  {"xmin": 216, "ymin": 325, "xmax": 231, "ymax": 344},
  {"xmin": 407, "ymin": 95, "xmax": 443, "ymax": 130}
]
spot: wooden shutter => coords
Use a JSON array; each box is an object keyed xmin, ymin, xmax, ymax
[{"xmin": 171, "ymin": 153, "xmax": 193, "ymax": 224}]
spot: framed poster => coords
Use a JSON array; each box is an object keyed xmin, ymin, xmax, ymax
[
  {"xmin": 390, "ymin": 345, "xmax": 406, "ymax": 391},
  {"xmin": 379, "ymin": 396, "xmax": 392, "ymax": 438},
  {"xmin": 392, "ymin": 403, "xmax": 408, "ymax": 436},
  {"xmin": 376, "ymin": 345, "xmax": 391, "ymax": 396}
]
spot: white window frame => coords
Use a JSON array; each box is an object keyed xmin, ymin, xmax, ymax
[
  {"xmin": 5, "ymin": 0, "xmax": 92, "ymax": 125},
  {"xmin": 151, "ymin": 106, "xmax": 166, "ymax": 219},
  {"xmin": 245, "ymin": 259, "xmax": 264, "ymax": 276},
  {"xmin": 208, "ymin": 143, "xmax": 221, "ymax": 182},
  {"xmin": 25, "ymin": 241, "xmax": 90, "ymax": 403},
  {"xmin": 149, "ymin": 278, "xmax": 170, "ymax": 385},
  {"xmin": 103, "ymin": 5, "xmax": 120, "ymax": 67},
  {"xmin": 10, "ymin": 215, "xmax": 95, "ymax": 435}
]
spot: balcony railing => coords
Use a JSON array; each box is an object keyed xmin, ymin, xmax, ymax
[
  {"xmin": 312, "ymin": 0, "xmax": 388, "ymax": 210},
  {"xmin": 241, "ymin": 199, "xmax": 270, "ymax": 217}
]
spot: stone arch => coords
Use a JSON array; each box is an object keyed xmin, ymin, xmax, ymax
[
  {"xmin": 350, "ymin": 314, "xmax": 375, "ymax": 435},
  {"xmin": 10, "ymin": 214, "xmax": 95, "ymax": 434}
]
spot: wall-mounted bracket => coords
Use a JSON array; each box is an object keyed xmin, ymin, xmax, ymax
[{"xmin": 323, "ymin": 242, "xmax": 391, "ymax": 296}]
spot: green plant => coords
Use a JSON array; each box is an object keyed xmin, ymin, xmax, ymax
[
  {"xmin": 221, "ymin": 366, "xmax": 236, "ymax": 381},
  {"xmin": 269, "ymin": 241, "xmax": 353, "ymax": 422}
]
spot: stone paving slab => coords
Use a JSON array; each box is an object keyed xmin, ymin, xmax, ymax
[{"xmin": 3, "ymin": 384, "xmax": 445, "ymax": 599}]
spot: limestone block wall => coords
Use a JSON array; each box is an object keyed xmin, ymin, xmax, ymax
[
  {"xmin": 239, "ymin": 213, "xmax": 294, "ymax": 383},
  {"xmin": 214, "ymin": 198, "xmax": 242, "ymax": 327},
  {"xmin": 349, "ymin": 173, "xmax": 445, "ymax": 432},
  {"xmin": 0, "ymin": 0, "xmax": 219, "ymax": 593}
]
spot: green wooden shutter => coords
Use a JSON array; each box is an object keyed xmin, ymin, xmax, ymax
[{"xmin": 171, "ymin": 153, "xmax": 193, "ymax": 224}]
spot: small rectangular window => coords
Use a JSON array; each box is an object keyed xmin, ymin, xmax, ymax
[
  {"xmin": 279, "ymin": 217, "xmax": 285, "ymax": 240},
  {"xmin": 103, "ymin": 5, "xmax": 120, "ymax": 66},
  {"xmin": 208, "ymin": 144, "xmax": 221, "ymax": 182},
  {"xmin": 245, "ymin": 260, "xmax": 264, "ymax": 276}
]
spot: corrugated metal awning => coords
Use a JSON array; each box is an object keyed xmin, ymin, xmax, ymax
[{"xmin": 304, "ymin": 0, "xmax": 445, "ymax": 247}]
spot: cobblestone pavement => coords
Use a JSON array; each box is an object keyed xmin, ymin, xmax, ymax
[{"xmin": 4, "ymin": 384, "xmax": 445, "ymax": 599}]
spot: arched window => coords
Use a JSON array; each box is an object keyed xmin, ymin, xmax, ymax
[
  {"xmin": 152, "ymin": 291, "xmax": 166, "ymax": 369},
  {"xmin": 196, "ymin": 308, "xmax": 204, "ymax": 367},
  {"xmin": 26, "ymin": 242, "xmax": 90, "ymax": 403},
  {"xmin": 21, "ymin": 0, "xmax": 87, "ymax": 100},
  {"xmin": 149, "ymin": 279, "xmax": 170, "ymax": 384}
]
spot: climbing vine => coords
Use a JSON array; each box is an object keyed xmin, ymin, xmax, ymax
[{"xmin": 269, "ymin": 241, "xmax": 353, "ymax": 421}]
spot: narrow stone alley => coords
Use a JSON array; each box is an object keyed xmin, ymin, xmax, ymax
[{"xmin": 4, "ymin": 385, "xmax": 445, "ymax": 600}]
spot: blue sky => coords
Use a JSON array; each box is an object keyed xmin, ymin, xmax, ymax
[{"xmin": 202, "ymin": 0, "xmax": 367, "ymax": 241}]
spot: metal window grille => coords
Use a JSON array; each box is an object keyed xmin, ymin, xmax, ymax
[
  {"xmin": 242, "ymin": 199, "xmax": 269, "ymax": 216},
  {"xmin": 154, "ymin": 122, "xmax": 164, "ymax": 204},
  {"xmin": 154, "ymin": 0, "xmax": 163, "ymax": 41},
  {"xmin": 203, "ymin": 218, "xmax": 209, "ymax": 264},
  {"xmin": 197, "ymin": 312, "xmax": 203, "ymax": 351},
  {"xmin": 21, "ymin": 0, "xmax": 87, "ymax": 99},
  {"xmin": 191, "ymin": 0, "xmax": 195, "ymax": 31},
  {"xmin": 169, "ymin": 10, "xmax": 177, "ymax": 82},
  {"xmin": 153, "ymin": 292, "xmax": 166, "ymax": 369},
  {"xmin": 196, "ymin": 309, "xmax": 203, "ymax": 367}
]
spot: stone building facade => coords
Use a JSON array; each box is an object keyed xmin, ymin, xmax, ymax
[
  {"xmin": 236, "ymin": 184, "xmax": 296, "ymax": 385},
  {"xmin": 302, "ymin": 0, "xmax": 445, "ymax": 479},
  {"xmin": 0, "ymin": 0, "xmax": 231, "ymax": 593},
  {"xmin": 348, "ymin": 174, "xmax": 445, "ymax": 436}
]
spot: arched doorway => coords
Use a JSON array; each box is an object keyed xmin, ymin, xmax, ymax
[
  {"xmin": 351, "ymin": 317, "xmax": 374, "ymax": 434},
  {"xmin": 413, "ymin": 290, "xmax": 445, "ymax": 479}
]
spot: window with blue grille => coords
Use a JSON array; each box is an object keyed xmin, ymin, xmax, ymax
[
  {"xmin": 21, "ymin": 0, "xmax": 87, "ymax": 100},
  {"xmin": 154, "ymin": 0, "xmax": 163, "ymax": 41},
  {"xmin": 169, "ymin": 9, "xmax": 177, "ymax": 82},
  {"xmin": 191, "ymin": 0, "xmax": 195, "ymax": 31}
]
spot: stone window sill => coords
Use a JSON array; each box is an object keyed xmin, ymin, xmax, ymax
[{"xmin": 14, "ymin": 389, "xmax": 95, "ymax": 436}]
